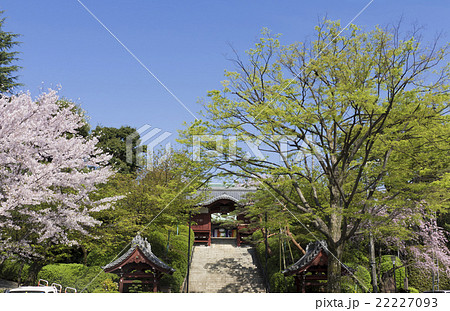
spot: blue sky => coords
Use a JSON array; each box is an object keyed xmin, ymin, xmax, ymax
[{"xmin": 1, "ymin": 0, "xmax": 449, "ymax": 140}]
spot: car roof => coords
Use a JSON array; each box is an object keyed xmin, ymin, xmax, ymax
[{"xmin": 8, "ymin": 286, "xmax": 57, "ymax": 293}]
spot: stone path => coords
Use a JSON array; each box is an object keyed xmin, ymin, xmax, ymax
[{"xmin": 187, "ymin": 240, "xmax": 266, "ymax": 293}]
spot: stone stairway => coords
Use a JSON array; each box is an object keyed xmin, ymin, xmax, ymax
[{"xmin": 187, "ymin": 239, "xmax": 266, "ymax": 293}]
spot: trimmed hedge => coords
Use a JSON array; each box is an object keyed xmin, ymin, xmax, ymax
[
  {"xmin": 379, "ymin": 255, "xmax": 406, "ymax": 292},
  {"xmin": 37, "ymin": 263, "xmax": 118, "ymax": 293},
  {"xmin": 407, "ymin": 264, "xmax": 450, "ymax": 292}
]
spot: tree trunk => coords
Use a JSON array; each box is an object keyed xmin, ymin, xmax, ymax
[
  {"xmin": 378, "ymin": 244, "xmax": 385, "ymax": 292},
  {"xmin": 17, "ymin": 261, "xmax": 25, "ymax": 286},
  {"xmin": 327, "ymin": 243, "xmax": 343, "ymax": 293},
  {"xmin": 81, "ymin": 245, "xmax": 88, "ymax": 266},
  {"xmin": 369, "ymin": 232, "xmax": 378, "ymax": 293},
  {"xmin": 327, "ymin": 195, "xmax": 343, "ymax": 293},
  {"xmin": 25, "ymin": 261, "xmax": 45, "ymax": 286}
]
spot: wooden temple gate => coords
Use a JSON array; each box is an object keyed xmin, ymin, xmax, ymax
[
  {"xmin": 191, "ymin": 187, "xmax": 256, "ymax": 246},
  {"xmin": 282, "ymin": 241, "xmax": 329, "ymax": 292},
  {"xmin": 103, "ymin": 234, "xmax": 175, "ymax": 293},
  {"xmin": 283, "ymin": 241, "xmax": 354, "ymax": 292}
]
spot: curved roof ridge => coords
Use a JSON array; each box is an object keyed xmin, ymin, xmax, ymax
[{"xmin": 103, "ymin": 234, "xmax": 175, "ymax": 274}]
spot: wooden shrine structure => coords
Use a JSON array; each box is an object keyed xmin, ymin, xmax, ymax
[
  {"xmin": 282, "ymin": 241, "xmax": 329, "ymax": 292},
  {"xmin": 103, "ymin": 234, "xmax": 175, "ymax": 293},
  {"xmin": 191, "ymin": 187, "xmax": 256, "ymax": 246},
  {"xmin": 282, "ymin": 241, "xmax": 353, "ymax": 292}
]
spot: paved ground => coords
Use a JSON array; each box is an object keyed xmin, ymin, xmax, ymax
[
  {"xmin": 187, "ymin": 240, "xmax": 266, "ymax": 293},
  {"xmin": 0, "ymin": 279, "xmax": 18, "ymax": 292}
]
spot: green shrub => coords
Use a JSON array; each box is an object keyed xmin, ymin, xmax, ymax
[
  {"xmin": 380, "ymin": 255, "xmax": 405, "ymax": 291},
  {"xmin": 254, "ymin": 232, "xmax": 303, "ymax": 292},
  {"xmin": 407, "ymin": 264, "xmax": 450, "ymax": 293},
  {"xmin": 342, "ymin": 265, "xmax": 371, "ymax": 293},
  {"xmin": 0, "ymin": 259, "xmax": 30, "ymax": 283},
  {"xmin": 270, "ymin": 272, "xmax": 295, "ymax": 293},
  {"xmin": 408, "ymin": 287, "xmax": 419, "ymax": 293},
  {"xmin": 37, "ymin": 263, "xmax": 118, "ymax": 293}
]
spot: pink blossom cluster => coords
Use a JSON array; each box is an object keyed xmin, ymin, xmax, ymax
[{"xmin": 0, "ymin": 90, "xmax": 118, "ymax": 257}]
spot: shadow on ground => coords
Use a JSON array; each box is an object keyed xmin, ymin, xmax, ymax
[{"xmin": 203, "ymin": 248, "xmax": 265, "ymax": 293}]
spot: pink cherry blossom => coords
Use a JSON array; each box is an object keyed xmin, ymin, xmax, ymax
[{"xmin": 0, "ymin": 90, "xmax": 118, "ymax": 258}]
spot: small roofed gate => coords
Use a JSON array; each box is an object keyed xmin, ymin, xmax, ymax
[
  {"xmin": 282, "ymin": 241, "xmax": 355, "ymax": 292},
  {"xmin": 282, "ymin": 241, "xmax": 329, "ymax": 293},
  {"xmin": 103, "ymin": 234, "xmax": 175, "ymax": 293}
]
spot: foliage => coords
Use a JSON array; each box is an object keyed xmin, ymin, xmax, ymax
[
  {"xmin": 0, "ymin": 259, "xmax": 29, "ymax": 283},
  {"xmin": 0, "ymin": 11, "xmax": 22, "ymax": 93},
  {"xmin": 81, "ymin": 149, "xmax": 204, "ymax": 267},
  {"xmin": 96, "ymin": 278, "xmax": 118, "ymax": 293},
  {"xmin": 341, "ymin": 264, "xmax": 371, "ymax": 293},
  {"xmin": 155, "ymin": 225, "xmax": 194, "ymax": 292},
  {"xmin": 407, "ymin": 264, "xmax": 450, "ymax": 293},
  {"xmin": 253, "ymin": 231, "xmax": 304, "ymax": 292},
  {"xmin": 269, "ymin": 272, "xmax": 294, "ymax": 293},
  {"xmin": 37, "ymin": 263, "xmax": 118, "ymax": 293},
  {"xmin": 91, "ymin": 126, "xmax": 143, "ymax": 174},
  {"xmin": 179, "ymin": 20, "xmax": 450, "ymax": 292},
  {"xmin": 0, "ymin": 90, "xmax": 118, "ymax": 265},
  {"xmin": 379, "ymin": 255, "xmax": 406, "ymax": 292}
]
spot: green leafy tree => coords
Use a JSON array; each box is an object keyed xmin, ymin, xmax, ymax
[
  {"xmin": 180, "ymin": 21, "xmax": 450, "ymax": 292},
  {"xmin": 91, "ymin": 126, "xmax": 143, "ymax": 174},
  {"xmin": 81, "ymin": 148, "xmax": 206, "ymax": 266},
  {"xmin": 0, "ymin": 11, "xmax": 21, "ymax": 93}
]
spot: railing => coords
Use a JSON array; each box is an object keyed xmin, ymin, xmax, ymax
[
  {"xmin": 37, "ymin": 279, "xmax": 77, "ymax": 293},
  {"xmin": 180, "ymin": 244, "xmax": 195, "ymax": 293}
]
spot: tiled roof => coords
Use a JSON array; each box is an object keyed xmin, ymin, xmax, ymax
[
  {"xmin": 197, "ymin": 187, "xmax": 257, "ymax": 206},
  {"xmin": 282, "ymin": 240, "xmax": 355, "ymax": 276},
  {"xmin": 103, "ymin": 234, "xmax": 175, "ymax": 274},
  {"xmin": 282, "ymin": 240, "xmax": 328, "ymax": 275}
]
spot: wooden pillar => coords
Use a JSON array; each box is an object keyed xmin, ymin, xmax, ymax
[
  {"xmin": 302, "ymin": 272, "xmax": 306, "ymax": 293},
  {"xmin": 119, "ymin": 277, "xmax": 124, "ymax": 293}
]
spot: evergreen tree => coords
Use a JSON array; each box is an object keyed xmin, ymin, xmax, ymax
[{"xmin": 0, "ymin": 11, "xmax": 22, "ymax": 93}]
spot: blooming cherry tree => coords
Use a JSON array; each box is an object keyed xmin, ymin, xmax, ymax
[{"xmin": 0, "ymin": 90, "xmax": 117, "ymax": 259}]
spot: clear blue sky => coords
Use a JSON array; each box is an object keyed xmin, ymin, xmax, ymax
[{"xmin": 1, "ymin": 0, "xmax": 449, "ymax": 139}]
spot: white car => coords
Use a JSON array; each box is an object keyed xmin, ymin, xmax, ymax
[{"xmin": 7, "ymin": 286, "xmax": 59, "ymax": 293}]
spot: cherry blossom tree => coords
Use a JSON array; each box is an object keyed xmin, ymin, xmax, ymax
[{"xmin": 0, "ymin": 90, "xmax": 117, "ymax": 262}]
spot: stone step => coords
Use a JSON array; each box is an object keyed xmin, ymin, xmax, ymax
[{"xmin": 187, "ymin": 243, "xmax": 265, "ymax": 293}]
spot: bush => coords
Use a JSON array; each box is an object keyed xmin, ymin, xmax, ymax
[
  {"xmin": 253, "ymin": 232, "xmax": 304, "ymax": 292},
  {"xmin": 270, "ymin": 272, "xmax": 295, "ymax": 292},
  {"xmin": 408, "ymin": 287, "xmax": 419, "ymax": 293},
  {"xmin": 37, "ymin": 263, "xmax": 118, "ymax": 293},
  {"xmin": 155, "ymin": 225, "xmax": 194, "ymax": 292},
  {"xmin": 380, "ymin": 255, "xmax": 406, "ymax": 292},
  {"xmin": 341, "ymin": 265, "xmax": 371, "ymax": 293},
  {"xmin": 407, "ymin": 264, "xmax": 450, "ymax": 293},
  {"xmin": 0, "ymin": 259, "xmax": 30, "ymax": 283}
]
